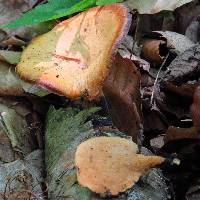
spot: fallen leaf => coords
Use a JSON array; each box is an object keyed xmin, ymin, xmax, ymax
[
  {"xmin": 0, "ymin": 97, "xmax": 42, "ymax": 155},
  {"xmin": 0, "ymin": 0, "xmax": 39, "ymax": 42},
  {"xmin": 164, "ymin": 126, "xmax": 198, "ymax": 143},
  {"xmin": 0, "ymin": 36, "xmax": 26, "ymax": 47},
  {"xmin": 0, "ymin": 61, "xmax": 48, "ymax": 96},
  {"xmin": 175, "ymin": 2, "xmax": 200, "ymax": 34},
  {"xmin": 185, "ymin": 18, "xmax": 200, "ymax": 43},
  {"xmin": 0, "ymin": 127, "xmax": 16, "ymax": 162},
  {"xmin": 118, "ymin": 35, "xmax": 150, "ymax": 71},
  {"xmin": 16, "ymin": 4, "xmax": 131, "ymax": 100},
  {"xmin": 0, "ymin": 150, "xmax": 44, "ymax": 199},
  {"xmin": 125, "ymin": 0, "xmax": 193, "ymax": 14},
  {"xmin": 144, "ymin": 31, "xmax": 195, "ymax": 55},
  {"xmin": 103, "ymin": 54, "xmax": 141, "ymax": 141},
  {"xmin": 75, "ymin": 136, "xmax": 165, "ymax": 196},
  {"xmin": 161, "ymin": 82, "xmax": 198, "ymax": 99},
  {"xmin": 157, "ymin": 45, "xmax": 200, "ymax": 119},
  {"xmin": 141, "ymin": 39, "xmax": 166, "ymax": 65},
  {"xmin": 191, "ymin": 86, "xmax": 200, "ymax": 134},
  {"xmin": 161, "ymin": 44, "xmax": 200, "ymax": 85},
  {"xmin": 0, "ymin": 50, "xmax": 21, "ymax": 65},
  {"xmin": 0, "ymin": 61, "xmax": 25, "ymax": 96}
]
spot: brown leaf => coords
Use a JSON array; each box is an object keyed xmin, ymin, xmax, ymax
[
  {"xmin": 157, "ymin": 45, "xmax": 200, "ymax": 119},
  {"xmin": 0, "ymin": 0, "xmax": 39, "ymax": 42},
  {"xmin": 103, "ymin": 54, "xmax": 141, "ymax": 141},
  {"xmin": 141, "ymin": 39, "xmax": 166, "ymax": 65},
  {"xmin": 164, "ymin": 126, "xmax": 198, "ymax": 143},
  {"xmin": 191, "ymin": 86, "xmax": 200, "ymax": 134}
]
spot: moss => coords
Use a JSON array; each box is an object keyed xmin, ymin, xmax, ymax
[{"xmin": 45, "ymin": 106, "xmax": 100, "ymax": 173}]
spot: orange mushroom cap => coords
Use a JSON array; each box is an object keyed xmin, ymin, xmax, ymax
[
  {"xmin": 75, "ymin": 136, "xmax": 165, "ymax": 196},
  {"xmin": 16, "ymin": 4, "xmax": 131, "ymax": 100}
]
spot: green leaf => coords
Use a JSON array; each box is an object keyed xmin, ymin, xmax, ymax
[
  {"xmin": 3, "ymin": 0, "xmax": 124, "ymax": 29},
  {"xmin": 96, "ymin": 0, "xmax": 123, "ymax": 6},
  {"xmin": 2, "ymin": 0, "xmax": 96, "ymax": 28}
]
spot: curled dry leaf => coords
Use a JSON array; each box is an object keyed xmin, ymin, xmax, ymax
[
  {"xmin": 16, "ymin": 4, "xmax": 131, "ymax": 100},
  {"xmin": 141, "ymin": 39, "xmax": 166, "ymax": 65},
  {"xmin": 75, "ymin": 136, "xmax": 165, "ymax": 196},
  {"xmin": 152, "ymin": 31, "xmax": 194, "ymax": 54},
  {"xmin": 143, "ymin": 31, "xmax": 194, "ymax": 56},
  {"xmin": 125, "ymin": 0, "xmax": 193, "ymax": 14},
  {"xmin": 103, "ymin": 54, "xmax": 141, "ymax": 141}
]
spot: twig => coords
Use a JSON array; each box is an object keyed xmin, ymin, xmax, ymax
[{"xmin": 150, "ymin": 53, "xmax": 170, "ymax": 106}]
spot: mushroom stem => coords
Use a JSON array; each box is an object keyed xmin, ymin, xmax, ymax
[{"xmin": 134, "ymin": 155, "xmax": 166, "ymax": 171}]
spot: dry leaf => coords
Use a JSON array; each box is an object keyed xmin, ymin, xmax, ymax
[
  {"xmin": 0, "ymin": 50, "xmax": 21, "ymax": 65},
  {"xmin": 144, "ymin": 31, "xmax": 194, "ymax": 55},
  {"xmin": 141, "ymin": 39, "xmax": 166, "ymax": 65},
  {"xmin": 17, "ymin": 4, "xmax": 131, "ymax": 100},
  {"xmin": 75, "ymin": 136, "xmax": 165, "ymax": 196},
  {"xmin": 118, "ymin": 35, "xmax": 150, "ymax": 71},
  {"xmin": 0, "ymin": 61, "xmax": 48, "ymax": 96},
  {"xmin": 191, "ymin": 86, "xmax": 200, "ymax": 134},
  {"xmin": 103, "ymin": 54, "xmax": 141, "ymax": 141},
  {"xmin": 0, "ymin": 0, "xmax": 39, "ymax": 42},
  {"xmin": 125, "ymin": 0, "xmax": 193, "ymax": 14},
  {"xmin": 164, "ymin": 126, "xmax": 198, "ymax": 143}
]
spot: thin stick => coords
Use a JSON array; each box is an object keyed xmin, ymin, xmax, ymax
[{"xmin": 150, "ymin": 53, "xmax": 169, "ymax": 106}]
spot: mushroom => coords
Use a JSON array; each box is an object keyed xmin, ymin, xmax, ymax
[
  {"xmin": 16, "ymin": 4, "xmax": 131, "ymax": 100},
  {"xmin": 75, "ymin": 136, "xmax": 165, "ymax": 196}
]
